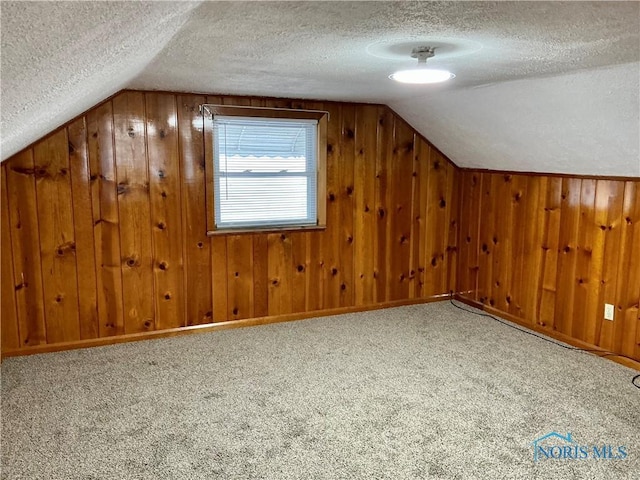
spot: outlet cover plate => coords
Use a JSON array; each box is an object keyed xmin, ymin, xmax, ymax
[{"xmin": 604, "ymin": 303, "xmax": 615, "ymax": 321}]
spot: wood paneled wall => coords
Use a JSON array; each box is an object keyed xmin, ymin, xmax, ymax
[
  {"xmin": 1, "ymin": 91, "xmax": 459, "ymax": 355},
  {"xmin": 457, "ymin": 171, "xmax": 640, "ymax": 361}
]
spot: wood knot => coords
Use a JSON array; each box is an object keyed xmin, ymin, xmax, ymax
[
  {"xmin": 271, "ymin": 279, "xmax": 279, "ymax": 286},
  {"xmin": 297, "ymin": 265, "xmax": 304, "ymax": 272},
  {"xmin": 347, "ymin": 236, "xmax": 353, "ymax": 244},
  {"xmin": 159, "ymin": 130, "xmax": 166, "ymax": 139},
  {"xmin": 331, "ymin": 267, "xmax": 338, "ymax": 276},
  {"xmin": 127, "ymin": 127, "xmax": 135, "ymax": 138},
  {"xmin": 234, "ymin": 272, "xmax": 239, "ymax": 277},
  {"xmin": 563, "ymin": 245, "xmax": 571, "ymax": 253},
  {"xmin": 378, "ymin": 208, "xmax": 385, "ymax": 219},
  {"xmin": 493, "ymin": 236, "xmax": 498, "ymax": 245},
  {"xmin": 364, "ymin": 205, "xmax": 370, "ymax": 213},
  {"xmin": 433, "ymin": 161, "xmax": 440, "ymax": 170},
  {"xmin": 400, "ymin": 235, "xmax": 407, "ymax": 244},
  {"xmin": 280, "ymin": 234, "xmax": 286, "ymax": 241},
  {"xmin": 346, "ymin": 186, "xmax": 353, "ymax": 195},
  {"xmin": 157, "ymin": 222, "xmax": 166, "ymax": 230},
  {"xmin": 466, "ymin": 236, "xmax": 471, "ymax": 243},
  {"xmin": 126, "ymin": 257, "xmax": 137, "ymax": 268},
  {"xmin": 232, "ymin": 308, "xmax": 239, "ymax": 315},
  {"xmin": 345, "ymin": 129, "xmax": 354, "ymax": 139},
  {"xmin": 164, "ymin": 293, "xmax": 171, "ymax": 300},
  {"xmin": 625, "ymin": 217, "xmax": 632, "ymax": 225},
  {"xmin": 328, "ymin": 193, "xmax": 336, "ymax": 202},
  {"xmin": 506, "ymin": 296, "xmax": 511, "ymax": 304},
  {"xmin": 340, "ymin": 283, "xmax": 347, "ymax": 291},
  {"xmin": 503, "ymin": 174, "xmax": 512, "ymax": 183},
  {"xmin": 431, "ymin": 257, "xmax": 437, "ymax": 267},
  {"xmin": 514, "ymin": 192, "xmax": 522, "ymax": 202},
  {"xmin": 55, "ymin": 294, "xmax": 63, "ymax": 303},
  {"xmin": 157, "ymin": 170, "xmax": 165, "ymax": 179},
  {"xmin": 481, "ymin": 244, "xmax": 488, "ymax": 253},
  {"xmin": 68, "ymin": 142, "xmax": 75, "ymax": 154},
  {"xmin": 197, "ymin": 242, "xmax": 204, "ymax": 248},
  {"xmin": 161, "ymin": 191, "xmax": 167, "ymax": 198},
  {"xmin": 439, "ymin": 199, "xmax": 446, "ymax": 208},
  {"xmin": 159, "ymin": 261, "xmax": 168, "ymax": 271},
  {"xmin": 144, "ymin": 320, "xmax": 152, "ymax": 328}
]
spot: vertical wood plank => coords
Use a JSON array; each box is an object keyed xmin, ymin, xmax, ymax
[
  {"xmin": 34, "ymin": 130, "xmax": 81, "ymax": 343},
  {"xmin": 205, "ymin": 95, "xmax": 228, "ymax": 322},
  {"xmin": 537, "ymin": 177, "xmax": 562, "ymax": 328},
  {"xmin": 613, "ymin": 181, "xmax": 639, "ymax": 357},
  {"xmin": 5, "ymin": 148, "xmax": 40, "ymax": 329},
  {"xmin": 445, "ymin": 163, "xmax": 459, "ymax": 295},
  {"xmin": 323, "ymin": 103, "xmax": 342, "ymax": 309},
  {"xmin": 113, "ymin": 91, "xmax": 155, "ymax": 333},
  {"xmin": 573, "ymin": 179, "xmax": 597, "ymax": 341},
  {"xmin": 252, "ymin": 233, "xmax": 269, "ymax": 317},
  {"xmin": 302, "ymin": 100, "xmax": 327, "ymax": 312},
  {"xmin": 268, "ymin": 232, "xmax": 293, "ymax": 315},
  {"xmin": 68, "ymin": 117, "xmax": 100, "ymax": 340},
  {"xmin": 388, "ymin": 118, "xmax": 414, "ymax": 300},
  {"xmin": 87, "ymin": 101, "xmax": 125, "ymax": 337},
  {"xmin": 339, "ymin": 104, "xmax": 356, "ymax": 307},
  {"xmin": 596, "ymin": 180, "xmax": 625, "ymax": 351},
  {"xmin": 353, "ymin": 105, "xmax": 378, "ymax": 306},
  {"xmin": 456, "ymin": 171, "xmax": 482, "ymax": 299},
  {"xmin": 374, "ymin": 107, "xmax": 392, "ymax": 303},
  {"xmin": 521, "ymin": 176, "xmax": 545, "ymax": 323},
  {"xmin": 146, "ymin": 92, "xmax": 185, "ymax": 330},
  {"xmin": 227, "ymin": 235, "xmax": 254, "ymax": 320},
  {"xmin": 178, "ymin": 94, "xmax": 212, "ymax": 325},
  {"xmin": 1, "ymin": 166, "xmax": 20, "ymax": 351},
  {"xmin": 291, "ymin": 232, "xmax": 308, "ymax": 313},
  {"xmin": 554, "ymin": 177, "xmax": 581, "ymax": 335}
]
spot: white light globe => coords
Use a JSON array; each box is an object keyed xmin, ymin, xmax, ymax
[{"xmin": 389, "ymin": 69, "xmax": 455, "ymax": 84}]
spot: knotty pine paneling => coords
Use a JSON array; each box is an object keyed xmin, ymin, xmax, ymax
[
  {"xmin": 457, "ymin": 172, "xmax": 640, "ymax": 361},
  {"xmin": 1, "ymin": 90, "xmax": 458, "ymax": 355}
]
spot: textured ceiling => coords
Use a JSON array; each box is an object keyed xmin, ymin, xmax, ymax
[{"xmin": 1, "ymin": 1, "xmax": 639, "ymax": 175}]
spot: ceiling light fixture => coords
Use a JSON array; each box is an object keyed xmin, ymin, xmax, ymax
[{"xmin": 389, "ymin": 46, "xmax": 455, "ymax": 84}]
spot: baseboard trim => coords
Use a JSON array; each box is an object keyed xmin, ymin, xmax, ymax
[
  {"xmin": 1, "ymin": 294, "xmax": 450, "ymax": 359},
  {"xmin": 453, "ymin": 294, "xmax": 640, "ymax": 372}
]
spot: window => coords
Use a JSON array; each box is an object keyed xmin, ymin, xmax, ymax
[{"xmin": 204, "ymin": 105, "xmax": 327, "ymax": 234}]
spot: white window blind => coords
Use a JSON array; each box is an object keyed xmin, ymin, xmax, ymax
[{"xmin": 213, "ymin": 115, "xmax": 318, "ymax": 229}]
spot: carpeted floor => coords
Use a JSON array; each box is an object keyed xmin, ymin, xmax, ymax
[{"xmin": 1, "ymin": 301, "xmax": 639, "ymax": 479}]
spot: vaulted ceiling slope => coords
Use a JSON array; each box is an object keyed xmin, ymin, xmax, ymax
[{"xmin": 2, "ymin": 1, "xmax": 639, "ymax": 176}]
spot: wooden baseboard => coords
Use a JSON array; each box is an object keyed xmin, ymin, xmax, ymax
[
  {"xmin": 453, "ymin": 294, "xmax": 640, "ymax": 372},
  {"xmin": 1, "ymin": 294, "xmax": 451, "ymax": 359}
]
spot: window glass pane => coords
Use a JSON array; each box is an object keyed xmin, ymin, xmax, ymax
[
  {"xmin": 213, "ymin": 115, "xmax": 318, "ymax": 229},
  {"xmin": 218, "ymin": 176, "xmax": 311, "ymax": 226}
]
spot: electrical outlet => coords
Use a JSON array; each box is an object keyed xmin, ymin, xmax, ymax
[{"xmin": 604, "ymin": 303, "xmax": 615, "ymax": 321}]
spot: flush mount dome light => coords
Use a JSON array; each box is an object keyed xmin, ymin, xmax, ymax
[{"xmin": 389, "ymin": 46, "xmax": 455, "ymax": 84}]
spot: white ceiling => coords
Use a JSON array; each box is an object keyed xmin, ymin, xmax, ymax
[{"xmin": 2, "ymin": 1, "xmax": 639, "ymax": 176}]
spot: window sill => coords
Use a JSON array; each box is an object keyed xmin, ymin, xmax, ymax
[{"xmin": 206, "ymin": 225, "xmax": 327, "ymax": 236}]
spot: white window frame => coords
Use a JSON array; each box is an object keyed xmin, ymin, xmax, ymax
[{"xmin": 203, "ymin": 105, "xmax": 327, "ymax": 235}]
